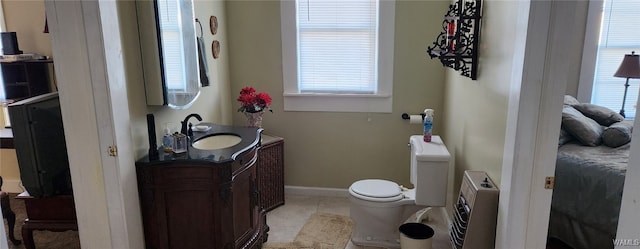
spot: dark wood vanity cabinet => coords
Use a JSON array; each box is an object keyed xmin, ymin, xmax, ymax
[
  {"xmin": 136, "ymin": 145, "xmax": 267, "ymax": 249},
  {"xmin": 231, "ymin": 147, "xmax": 266, "ymax": 248}
]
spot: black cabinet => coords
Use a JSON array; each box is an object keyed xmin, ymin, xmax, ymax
[{"xmin": 1, "ymin": 60, "xmax": 53, "ymax": 100}]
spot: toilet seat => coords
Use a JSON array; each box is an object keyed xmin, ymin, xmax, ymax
[{"xmin": 349, "ymin": 179, "xmax": 404, "ymax": 202}]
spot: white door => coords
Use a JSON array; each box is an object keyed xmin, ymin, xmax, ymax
[
  {"xmin": 496, "ymin": 1, "xmax": 575, "ymax": 248},
  {"xmin": 43, "ymin": 1, "xmax": 144, "ymax": 249},
  {"xmin": 498, "ymin": 1, "xmax": 640, "ymax": 249}
]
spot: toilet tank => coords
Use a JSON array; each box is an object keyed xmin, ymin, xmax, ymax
[{"xmin": 409, "ymin": 135, "xmax": 450, "ymax": 206}]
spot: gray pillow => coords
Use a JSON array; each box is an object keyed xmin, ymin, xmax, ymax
[
  {"xmin": 561, "ymin": 106, "xmax": 604, "ymax": 146},
  {"xmin": 602, "ymin": 120, "xmax": 633, "ymax": 148},
  {"xmin": 558, "ymin": 128, "xmax": 573, "ymax": 146},
  {"xmin": 564, "ymin": 95, "xmax": 580, "ymax": 106},
  {"xmin": 572, "ymin": 103, "xmax": 624, "ymax": 126}
]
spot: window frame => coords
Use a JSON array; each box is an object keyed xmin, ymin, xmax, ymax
[
  {"xmin": 578, "ymin": 0, "xmax": 640, "ymax": 118},
  {"xmin": 280, "ymin": 0, "xmax": 395, "ymax": 113},
  {"xmin": 576, "ymin": 0, "xmax": 603, "ymax": 103}
]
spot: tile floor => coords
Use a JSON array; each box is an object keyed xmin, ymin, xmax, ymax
[{"xmin": 265, "ymin": 194, "xmax": 451, "ymax": 249}]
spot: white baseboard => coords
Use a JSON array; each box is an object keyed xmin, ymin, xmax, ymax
[
  {"xmin": 2, "ymin": 179, "xmax": 25, "ymax": 194},
  {"xmin": 438, "ymin": 206, "xmax": 452, "ymax": 228},
  {"xmin": 284, "ymin": 185, "xmax": 349, "ymax": 197}
]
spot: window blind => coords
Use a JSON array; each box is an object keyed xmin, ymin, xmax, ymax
[
  {"xmin": 157, "ymin": 0, "xmax": 186, "ymax": 91},
  {"xmin": 592, "ymin": 0, "xmax": 640, "ymax": 118},
  {"xmin": 296, "ymin": 0, "xmax": 378, "ymax": 93}
]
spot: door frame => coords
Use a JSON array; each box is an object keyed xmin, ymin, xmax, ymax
[
  {"xmin": 497, "ymin": 0, "xmax": 640, "ymax": 248},
  {"xmin": 43, "ymin": 1, "xmax": 144, "ymax": 248},
  {"xmin": 496, "ymin": 1, "xmax": 573, "ymax": 248}
]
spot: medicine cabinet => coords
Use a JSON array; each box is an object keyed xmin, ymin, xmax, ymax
[{"xmin": 136, "ymin": 0, "xmax": 201, "ymax": 109}]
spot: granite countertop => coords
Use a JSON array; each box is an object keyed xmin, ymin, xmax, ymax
[{"xmin": 136, "ymin": 123, "xmax": 262, "ymax": 165}]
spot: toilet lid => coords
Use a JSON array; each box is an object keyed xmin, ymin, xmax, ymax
[{"xmin": 350, "ymin": 179, "xmax": 402, "ymax": 199}]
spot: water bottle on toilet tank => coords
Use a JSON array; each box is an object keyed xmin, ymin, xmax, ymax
[{"xmin": 423, "ymin": 109, "xmax": 434, "ymax": 142}]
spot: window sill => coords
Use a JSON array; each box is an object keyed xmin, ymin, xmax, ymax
[{"xmin": 283, "ymin": 92, "xmax": 392, "ymax": 113}]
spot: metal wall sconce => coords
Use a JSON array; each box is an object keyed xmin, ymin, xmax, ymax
[{"xmin": 426, "ymin": 0, "xmax": 483, "ymax": 80}]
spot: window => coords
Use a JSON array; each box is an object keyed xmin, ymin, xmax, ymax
[
  {"xmin": 281, "ymin": 0, "xmax": 395, "ymax": 112},
  {"xmin": 157, "ymin": 0, "xmax": 187, "ymax": 91},
  {"xmin": 584, "ymin": 0, "xmax": 640, "ymax": 118}
]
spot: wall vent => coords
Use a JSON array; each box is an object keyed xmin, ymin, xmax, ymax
[{"xmin": 450, "ymin": 170, "xmax": 499, "ymax": 249}]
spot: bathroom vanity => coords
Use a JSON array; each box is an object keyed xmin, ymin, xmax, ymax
[{"xmin": 136, "ymin": 124, "xmax": 267, "ymax": 249}]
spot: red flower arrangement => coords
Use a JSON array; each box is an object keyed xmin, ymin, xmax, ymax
[{"xmin": 237, "ymin": 86, "xmax": 273, "ymax": 113}]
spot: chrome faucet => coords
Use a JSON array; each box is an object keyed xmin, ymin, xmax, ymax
[{"xmin": 181, "ymin": 113, "xmax": 202, "ymax": 135}]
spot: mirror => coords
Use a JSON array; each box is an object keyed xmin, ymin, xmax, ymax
[{"xmin": 136, "ymin": 0, "xmax": 201, "ymax": 109}]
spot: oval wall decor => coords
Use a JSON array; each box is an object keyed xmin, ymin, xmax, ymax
[
  {"xmin": 210, "ymin": 16, "xmax": 218, "ymax": 35},
  {"xmin": 212, "ymin": 40, "xmax": 221, "ymax": 59}
]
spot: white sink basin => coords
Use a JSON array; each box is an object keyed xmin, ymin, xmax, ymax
[{"xmin": 192, "ymin": 134, "xmax": 242, "ymax": 150}]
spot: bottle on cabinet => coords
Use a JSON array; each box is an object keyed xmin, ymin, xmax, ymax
[
  {"xmin": 162, "ymin": 127, "xmax": 174, "ymax": 153},
  {"xmin": 423, "ymin": 109, "xmax": 434, "ymax": 142},
  {"xmin": 162, "ymin": 122, "xmax": 181, "ymax": 153}
]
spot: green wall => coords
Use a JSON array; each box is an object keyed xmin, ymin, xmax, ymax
[
  {"xmin": 119, "ymin": 0, "xmax": 233, "ymax": 160},
  {"xmin": 121, "ymin": 0, "xmax": 588, "ymax": 204},
  {"xmin": 441, "ymin": 0, "xmax": 590, "ymax": 199},
  {"xmin": 225, "ymin": 0, "xmax": 449, "ymax": 188},
  {"xmin": 442, "ymin": 0, "xmax": 518, "ymax": 191}
]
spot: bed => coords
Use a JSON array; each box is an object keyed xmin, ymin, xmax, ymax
[
  {"xmin": 548, "ymin": 142, "xmax": 628, "ymax": 249},
  {"xmin": 548, "ymin": 96, "xmax": 632, "ymax": 249}
]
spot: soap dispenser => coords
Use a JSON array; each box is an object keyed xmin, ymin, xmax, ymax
[{"xmin": 162, "ymin": 126, "xmax": 174, "ymax": 153}]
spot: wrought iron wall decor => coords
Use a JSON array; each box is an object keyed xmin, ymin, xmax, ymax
[{"xmin": 426, "ymin": 0, "xmax": 482, "ymax": 80}]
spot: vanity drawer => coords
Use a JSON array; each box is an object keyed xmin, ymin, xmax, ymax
[{"xmin": 232, "ymin": 146, "xmax": 258, "ymax": 175}]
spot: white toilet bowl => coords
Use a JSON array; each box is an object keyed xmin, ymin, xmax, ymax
[
  {"xmin": 349, "ymin": 179, "xmax": 425, "ymax": 248},
  {"xmin": 349, "ymin": 135, "xmax": 450, "ymax": 249}
]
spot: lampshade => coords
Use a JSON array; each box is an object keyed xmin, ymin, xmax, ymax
[{"xmin": 614, "ymin": 51, "xmax": 640, "ymax": 79}]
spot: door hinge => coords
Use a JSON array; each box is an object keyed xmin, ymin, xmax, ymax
[
  {"xmin": 545, "ymin": 176, "xmax": 555, "ymax": 189},
  {"xmin": 108, "ymin": 146, "xmax": 118, "ymax": 157}
]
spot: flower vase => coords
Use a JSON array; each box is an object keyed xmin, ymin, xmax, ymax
[{"xmin": 244, "ymin": 111, "xmax": 264, "ymax": 128}]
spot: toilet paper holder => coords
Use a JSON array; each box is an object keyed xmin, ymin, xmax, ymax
[{"xmin": 401, "ymin": 113, "xmax": 425, "ymax": 120}]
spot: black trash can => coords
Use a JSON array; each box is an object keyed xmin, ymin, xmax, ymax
[{"xmin": 398, "ymin": 222, "xmax": 434, "ymax": 249}]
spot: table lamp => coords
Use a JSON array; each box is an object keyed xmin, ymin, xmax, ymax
[{"xmin": 614, "ymin": 51, "xmax": 640, "ymax": 118}]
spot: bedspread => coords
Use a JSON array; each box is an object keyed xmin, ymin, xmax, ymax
[{"xmin": 552, "ymin": 142, "xmax": 628, "ymax": 237}]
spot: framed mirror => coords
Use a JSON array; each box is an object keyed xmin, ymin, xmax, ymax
[{"xmin": 136, "ymin": 0, "xmax": 200, "ymax": 109}]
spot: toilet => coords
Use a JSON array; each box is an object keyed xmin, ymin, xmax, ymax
[{"xmin": 349, "ymin": 135, "xmax": 450, "ymax": 248}]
